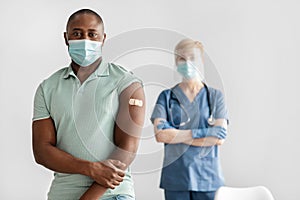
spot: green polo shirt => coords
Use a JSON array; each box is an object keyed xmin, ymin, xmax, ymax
[{"xmin": 33, "ymin": 60, "xmax": 142, "ymax": 200}]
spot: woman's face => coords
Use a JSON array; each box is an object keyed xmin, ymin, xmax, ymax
[
  {"xmin": 175, "ymin": 47, "xmax": 203, "ymax": 66},
  {"xmin": 175, "ymin": 47, "xmax": 205, "ymax": 80}
]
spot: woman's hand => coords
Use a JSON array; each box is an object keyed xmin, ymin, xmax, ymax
[{"xmin": 217, "ymin": 139, "xmax": 225, "ymax": 145}]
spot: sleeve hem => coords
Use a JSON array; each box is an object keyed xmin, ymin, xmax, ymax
[
  {"xmin": 32, "ymin": 115, "xmax": 51, "ymax": 122},
  {"xmin": 117, "ymin": 74, "xmax": 143, "ymax": 95}
]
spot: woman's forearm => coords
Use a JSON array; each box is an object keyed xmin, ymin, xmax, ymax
[
  {"xmin": 154, "ymin": 118, "xmax": 226, "ymax": 145},
  {"xmin": 184, "ymin": 137, "xmax": 224, "ymax": 146},
  {"xmin": 155, "ymin": 129, "xmax": 193, "ymax": 143},
  {"xmin": 156, "ymin": 129, "xmax": 223, "ymax": 146}
]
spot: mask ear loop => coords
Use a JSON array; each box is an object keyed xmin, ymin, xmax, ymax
[
  {"xmin": 189, "ymin": 48, "xmax": 205, "ymax": 82},
  {"xmin": 65, "ymin": 33, "xmax": 71, "ymax": 47},
  {"xmin": 188, "ymin": 60, "xmax": 205, "ymax": 82}
]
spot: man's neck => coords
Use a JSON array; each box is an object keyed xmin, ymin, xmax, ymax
[{"xmin": 71, "ymin": 58, "xmax": 102, "ymax": 84}]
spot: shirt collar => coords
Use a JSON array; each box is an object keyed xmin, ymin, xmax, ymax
[{"xmin": 63, "ymin": 59, "xmax": 110, "ymax": 79}]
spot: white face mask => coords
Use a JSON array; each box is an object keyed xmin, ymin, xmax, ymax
[
  {"xmin": 177, "ymin": 61, "xmax": 199, "ymax": 79},
  {"xmin": 68, "ymin": 39, "xmax": 102, "ymax": 67},
  {"xmin": 175, "ymin": 47, "xmax": 205, "ymax": 80}
]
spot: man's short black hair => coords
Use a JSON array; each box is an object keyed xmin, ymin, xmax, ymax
[{"xmin": 66, "ymin": 8, "xmax": 104, "ymax": 30}]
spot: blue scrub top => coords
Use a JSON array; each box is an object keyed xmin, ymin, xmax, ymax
[{"xmin": 151, "ymin": 84, "xmax": 229, "ymax": 192}]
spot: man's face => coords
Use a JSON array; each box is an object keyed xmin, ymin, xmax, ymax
[{"xmin": 64, "ymin": 14, "xmax": 106, "ymax": 44}]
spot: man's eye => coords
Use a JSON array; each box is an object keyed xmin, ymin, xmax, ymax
[
  {"xmin": 73, "ymin": 32, "xmax": 81, "ymax": 37},
  {"xmin": 89, "ymin": 33, "xmax": 98, "ymax": 37}
]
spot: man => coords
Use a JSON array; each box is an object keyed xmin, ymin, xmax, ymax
[{"xmin": 32, "ymin": 9, "xmax": 145, "ymax": 200}]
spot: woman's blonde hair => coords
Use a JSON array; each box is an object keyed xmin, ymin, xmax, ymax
[{"xmin": 174, "ymin": 39, "xmax": 204, "ymax": 60}]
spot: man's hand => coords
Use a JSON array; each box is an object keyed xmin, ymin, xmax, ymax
[{"xmin": 89, "ymin": 159, "xmax": 126, "ymax": 189}]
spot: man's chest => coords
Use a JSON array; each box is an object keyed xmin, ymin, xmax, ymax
[{"xmin": 47, "ymin": 79, "xmax": 119, "ymax": 125}]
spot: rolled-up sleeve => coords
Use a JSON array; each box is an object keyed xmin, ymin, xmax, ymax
[
  {"xmin": 116, "ymin": 72, "xmax": 143, "ymax": 95},
  {"xmin": 214, "ymin": 90, "xmax": 229, "ymax": 124},
  {"xmin": 32, "ymin": 83, "xmax": 50, "ymax": 121}
]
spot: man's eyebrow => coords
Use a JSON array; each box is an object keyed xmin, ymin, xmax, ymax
[
  {"xmin": 71, "ymin": 28, "xmax": 99, "ymax": 32},
  {"xmin": 88, "ymin": 29, "xmax": 99, "ymax": 32},
  {"xmin": 71, "ymin": 28, "xmax": 83, "ymax": 31}
]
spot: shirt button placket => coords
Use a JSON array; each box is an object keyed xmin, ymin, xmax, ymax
[{"xmin": 76, "ymin": 79, "xmax": 83, "ymax": 95}]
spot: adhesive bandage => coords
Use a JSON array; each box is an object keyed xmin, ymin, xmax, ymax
[{"xmin": 129, "ymin": 98, "xmax": 143, "ymax": 107}]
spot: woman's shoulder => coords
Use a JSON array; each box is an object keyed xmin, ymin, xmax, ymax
[
  {"xmin": 157, "ymin": 84, "xmax": 181, "ymax": 99},
  {"xmin": 206, "ymin": 86, "xmax": 226, "ymax": 104},
  {"xmin": 157, "ymin": 88, "xmax": 171, "ymax": 98},
  {"xmin": 207, "ymin": 86, "xmax": 223, "ymax": 96}
]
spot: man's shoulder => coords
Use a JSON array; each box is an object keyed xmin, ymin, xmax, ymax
[
  {"xmin": 107, "ymin": 62, "xmax": 133, "ymax": 77},
  {"xmin": 106, "ymin": 62, "xmax": 143, "ymax": 93},
  {"xmin": 40, "ymin": 67, "xmax": 69, "ymax": 86}
]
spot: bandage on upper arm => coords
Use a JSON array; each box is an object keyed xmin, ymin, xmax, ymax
[{"xmin": 129, "ymin": 98, "xmax": 143, "ymax": 107}]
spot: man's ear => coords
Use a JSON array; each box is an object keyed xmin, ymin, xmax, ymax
[
  {"xmin": 101, "ymin": 33, "xmax": 107, "ymax": 46},
  {"xmin": 64, "ymin": 32, "xmax": 69, "ymax": 46}
]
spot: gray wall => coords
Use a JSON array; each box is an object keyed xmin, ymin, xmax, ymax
[{"xmin": 1, "ymin": 0, "xmax": 299, "ymax": 199}]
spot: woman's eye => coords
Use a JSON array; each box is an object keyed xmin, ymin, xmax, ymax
[
  {"xmin": 189, "ymin": 56, "xmax": 195, "ymax": 61},
  {"xmin": 178, "ymin": 58, "xmax": 186, "ymax": 62}
]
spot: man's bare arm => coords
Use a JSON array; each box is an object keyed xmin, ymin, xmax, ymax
[
  {"xmin": 32, "ymin": 118, "xmax": 125, "ymax": 189},
  {"xmin": 80, "ymin": 82, "xmax": 145, "ymax": 200}
]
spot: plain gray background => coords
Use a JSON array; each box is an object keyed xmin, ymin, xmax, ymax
[{"xmin": 1, "ymin": 0, "xmax": 300, "ymax": 199}]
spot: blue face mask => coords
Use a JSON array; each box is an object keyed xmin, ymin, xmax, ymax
[
  {"xmin": 68, "ymin": 39, "xmax": 102, "ymax": 67},
  {"xmin": 177, "ymin": 61, "xmax": 199, "ymax": 79}
]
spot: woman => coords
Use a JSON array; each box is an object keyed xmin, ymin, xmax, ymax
[{"xmin": 151, "ymin": 39, "xmax": 229, "ymax": 200}]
